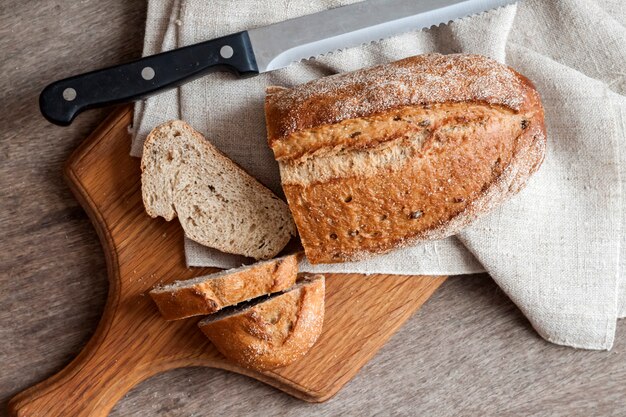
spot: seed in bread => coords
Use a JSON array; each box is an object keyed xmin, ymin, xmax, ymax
[
  {"xmin": 141, "ymin": 120, "xmax": 296, "ymax": 260},
  {"xmin": 265, "ymin": 53, "xmax": 546, "ymax": 264},
  {"xmin": 198, "ymin": 274, "xmax": 325, "ymax": 371},
  {"xmin": 149, "ymin": 253, "xmax": 301, "ymax": 320}
]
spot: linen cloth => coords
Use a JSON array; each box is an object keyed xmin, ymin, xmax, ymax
[{"xmin": 131, "ymin": 0, "xmax": 626, "ymax": 350}]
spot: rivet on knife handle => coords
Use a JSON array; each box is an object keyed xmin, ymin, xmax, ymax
[{"xmin": 39, "ymin": 31, "xmax": 258, "ymax": 126}]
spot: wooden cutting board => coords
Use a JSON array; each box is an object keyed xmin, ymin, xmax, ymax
[{"xmin": 9, "ymin": 106, "xmax": 446, "ymax": 417}]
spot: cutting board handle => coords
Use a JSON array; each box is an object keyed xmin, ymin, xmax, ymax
[
  {"xmin": 7, "ymin": 313, "xmax": 229, "ymax": 417},
  {"xmin": 8, "ymin": 336, "xmax": 169, "ymax": 417}
]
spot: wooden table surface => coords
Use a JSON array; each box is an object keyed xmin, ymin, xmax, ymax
[{"xmin": 1, "ymin": 1, "xmax": 624, "ymax": 416}]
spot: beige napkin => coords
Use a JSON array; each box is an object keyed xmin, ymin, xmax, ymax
[{"xmin": 131, "ymin": 0, "xmax": 626, "ymax": 350}]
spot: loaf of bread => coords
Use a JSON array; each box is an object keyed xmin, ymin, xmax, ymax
[
  {"xmin": 265, "ymin": 53, "xmax": 546, "ymax": 264},
  {"xmin": 198, "ymin": 274, "xmax": 325, "ymax": 371},
  {"xmin": 149, "ymin": 253, "xmax": 301, "ymax": 320},
  {"xmin": 141, "ymin": 120, "xmax": 296, "ymax": 260}
]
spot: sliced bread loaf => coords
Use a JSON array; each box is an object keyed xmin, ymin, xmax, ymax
[
  {"xmin": 149, "ymin": 253, "xmax": 301, "ymax": 320},
  {"xmin": 141, "ymin": 120, "xmax": 296, "ymax": 260},
  {"xmin": 198, "ymin": 274, "xmax": 325, "ymax": 371}
]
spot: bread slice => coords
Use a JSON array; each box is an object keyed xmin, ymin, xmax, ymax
[
  {"xmin": 265, "ymin": 53, "xmax": 547, "ymax": 263},
  {"xmin": 198, "ymin": 274, "xmax": 325, "ymax": 371},
  {"xmin": 149, "ymin": 253, "xmax": 301, "ymax": 320},
  {"xmin": 141, "ymin": 120, "xmax": 296, "ymax": 260}
]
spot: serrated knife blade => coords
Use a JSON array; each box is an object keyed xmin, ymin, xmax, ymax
[
  {"xmin": 40, "ymin": 0, "xmax": 517, "ymax": 126},
  {"xmin": 249, "ymin": 0, "xmax": 517, "ymax": 72}
]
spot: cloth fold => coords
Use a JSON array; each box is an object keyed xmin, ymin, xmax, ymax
[{"xmin": 132, "ymin": 0, "xmax": 625, "ymax": 350}]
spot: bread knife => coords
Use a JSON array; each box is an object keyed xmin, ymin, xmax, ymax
[{"xmin": 39, "ymin": 0, "xmax": 517, "ymax": 125}]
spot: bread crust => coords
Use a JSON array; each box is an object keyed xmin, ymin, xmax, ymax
[
  {"xmin": 265, "ymin": 54, "xmax": 546, "ymax": 264},
  {"xmin": 198, "ymin": 275, "xmax": 325, "ymax": 371},
  {"xmin": 149, "ymin": 254, "xmax": 301, "ymax": 320},
  {"xmin": 266, "ymin": 54, "xmax": 530, "ymax": 149}
]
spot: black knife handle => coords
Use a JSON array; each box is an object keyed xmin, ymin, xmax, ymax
[{"xmin": 39, "ymin": 31, "xmax": 258, "ymax": 126}]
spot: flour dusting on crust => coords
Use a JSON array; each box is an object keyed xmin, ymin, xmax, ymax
[{"xmin": 266, "ymin": 54, "xmax": 527, "ymax": 144}]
